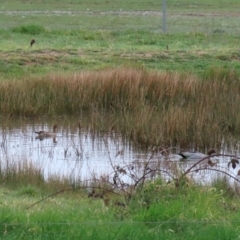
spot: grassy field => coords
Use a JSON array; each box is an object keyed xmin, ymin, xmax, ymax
[
  {"xmin": 1, "ymin": 1, "xmax": 240, "ymax": 239},
  {"xmin": 1, "ymin": 0, "xmax": 240, "ymax": 12},
  {"xmin": 2, "ymin": 30, "xmax": 240, "ymax": 79},
  {"xmin": 1, "ymin": 176, "xmax": 240, "ymax": 239},
  {"xmin": 0, "ymin": 0, "xmax": 240, "ymax": 79}
]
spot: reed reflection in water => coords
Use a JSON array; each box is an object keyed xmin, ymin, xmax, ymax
[
  {"xmin": 0, "ymin": 124, "xmax": 154, "ymax": 182},
  {"xmin": 0, "ymin": 124, "xmax": 239, "ymax": 185}
]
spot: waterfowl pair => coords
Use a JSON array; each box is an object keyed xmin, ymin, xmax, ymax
[
  {"xmin": 35, "ymin": 125, "xmax": 57, "ymax": 140},
  {"xmin": 179, "ymin": 149, "xmax": 216, "ymax": 161}
]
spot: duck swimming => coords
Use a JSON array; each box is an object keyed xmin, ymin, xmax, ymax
[
  {"xmin": 35, "ymin": 125, "xmax": 58, "ymax": 138},
  {"xmin": 179, "ymin": 149, "xmax": 216, "ymax": 161}
]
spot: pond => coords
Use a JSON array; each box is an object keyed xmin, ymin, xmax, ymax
[{"xmin": 0, "ymin": 121, "xmax": 240, "ymax": 186}]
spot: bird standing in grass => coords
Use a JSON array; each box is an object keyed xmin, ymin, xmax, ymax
[{"xmin": 30, "ymin": 39, "xmax": 36, "ymax": 47}]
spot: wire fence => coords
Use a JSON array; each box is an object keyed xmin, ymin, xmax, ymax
[{"xmin": 161, "ymin": 11, "xmax": 240, "ymax": 34}]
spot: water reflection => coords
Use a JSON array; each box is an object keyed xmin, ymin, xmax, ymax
[
  {"xmin": 35, "ymin": 135, "xmax": 58, "ymax": 143},
  {"xmin": 0, "ymin": 124, "xmax": 154, "ymax": 183},
  {"xmin": 0, "ymin": 123, "xmax": 239, "ymax": 185}
]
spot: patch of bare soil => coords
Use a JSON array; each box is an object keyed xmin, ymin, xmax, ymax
[
  {"xmin": 0, "ymin": 49, "xmax": 82, "ymax": 58},
  {"xmin": 0, "ymin": 49, "xmax": 85, "ymax": 66}
]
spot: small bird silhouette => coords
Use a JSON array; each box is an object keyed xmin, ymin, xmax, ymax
[{"xmin": 30, "ymin": 39, "xmax": 36, "ymax": 47}]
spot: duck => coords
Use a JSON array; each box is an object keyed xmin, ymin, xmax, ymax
[
  {"xmin": 178, "ymin": 149, "xmax": 216, "ymax": 161},
  {"xmin": 35, "ymin": 124, "xmax": 58, "ymax": 139}
]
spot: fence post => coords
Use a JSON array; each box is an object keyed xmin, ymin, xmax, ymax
[{"xmin": 162, "ymin": 0, "xmax": 167, "ymax": 33}]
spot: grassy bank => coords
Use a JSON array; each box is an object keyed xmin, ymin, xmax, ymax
[
  {"xmin": 1, "ymin": 68, "xmax": 240, "ymax": 148},
  {"xmin": 1, "ymin": 174, "xmax": 240, "ymax": 239}
]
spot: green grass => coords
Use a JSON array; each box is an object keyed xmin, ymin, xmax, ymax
[
  {"xmin": 0, "ymin": 29, "xmax": 239, "ymax": 79},
  {"xmin": 1, "ymin": 179, "xmax": 240, "ymax": 240},
  {"xmin": 0, "ymin": 1, "xmax": 239, "ymax": 79},
  {"xmin": 1, "ymin": 0, "xmax": 240, "ymax": 12},
  {"xmin": 1, "ymin": 1, "xmax": 240, "ymax": 238}
]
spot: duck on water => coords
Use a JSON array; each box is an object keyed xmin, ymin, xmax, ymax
[
  {"xmin": 178, "ymin": 149, "xmax": 216, "ymax": 161},
  {"xmin": 35, "ymin": 125, "xmax": 57, "ymax": 141}
]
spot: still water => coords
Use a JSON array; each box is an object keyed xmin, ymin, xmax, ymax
[
  {"xmin": 0, "ymin": 123, "xmax": 155, "ymax": 182},
  {"xmin": 0, "ymin": 123, "xmax": 239, "ymax": 185}
]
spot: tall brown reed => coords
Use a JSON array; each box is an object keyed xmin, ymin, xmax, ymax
[
  {"xmin": 0, "ymin": 160, "xmax": 44, "ymax": 188},
  {"xmin": 1, "ymin": 67, "xmax": 240, "ymax": 148},
  {"xmin": 0, "ymin": 160, "xmax": 83, "ymax": 192}
]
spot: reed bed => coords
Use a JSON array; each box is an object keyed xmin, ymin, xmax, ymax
[
  {"xmin": 1, "ymin": 67, "xmax": 240, "ymax": 147},
  {"xmin": 0, "ymin": 159, "xmax": 86, "ymax": 194},
  {"xmin": 0, "ymin": 160, "xmax": 43, "ymax": 185}
]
